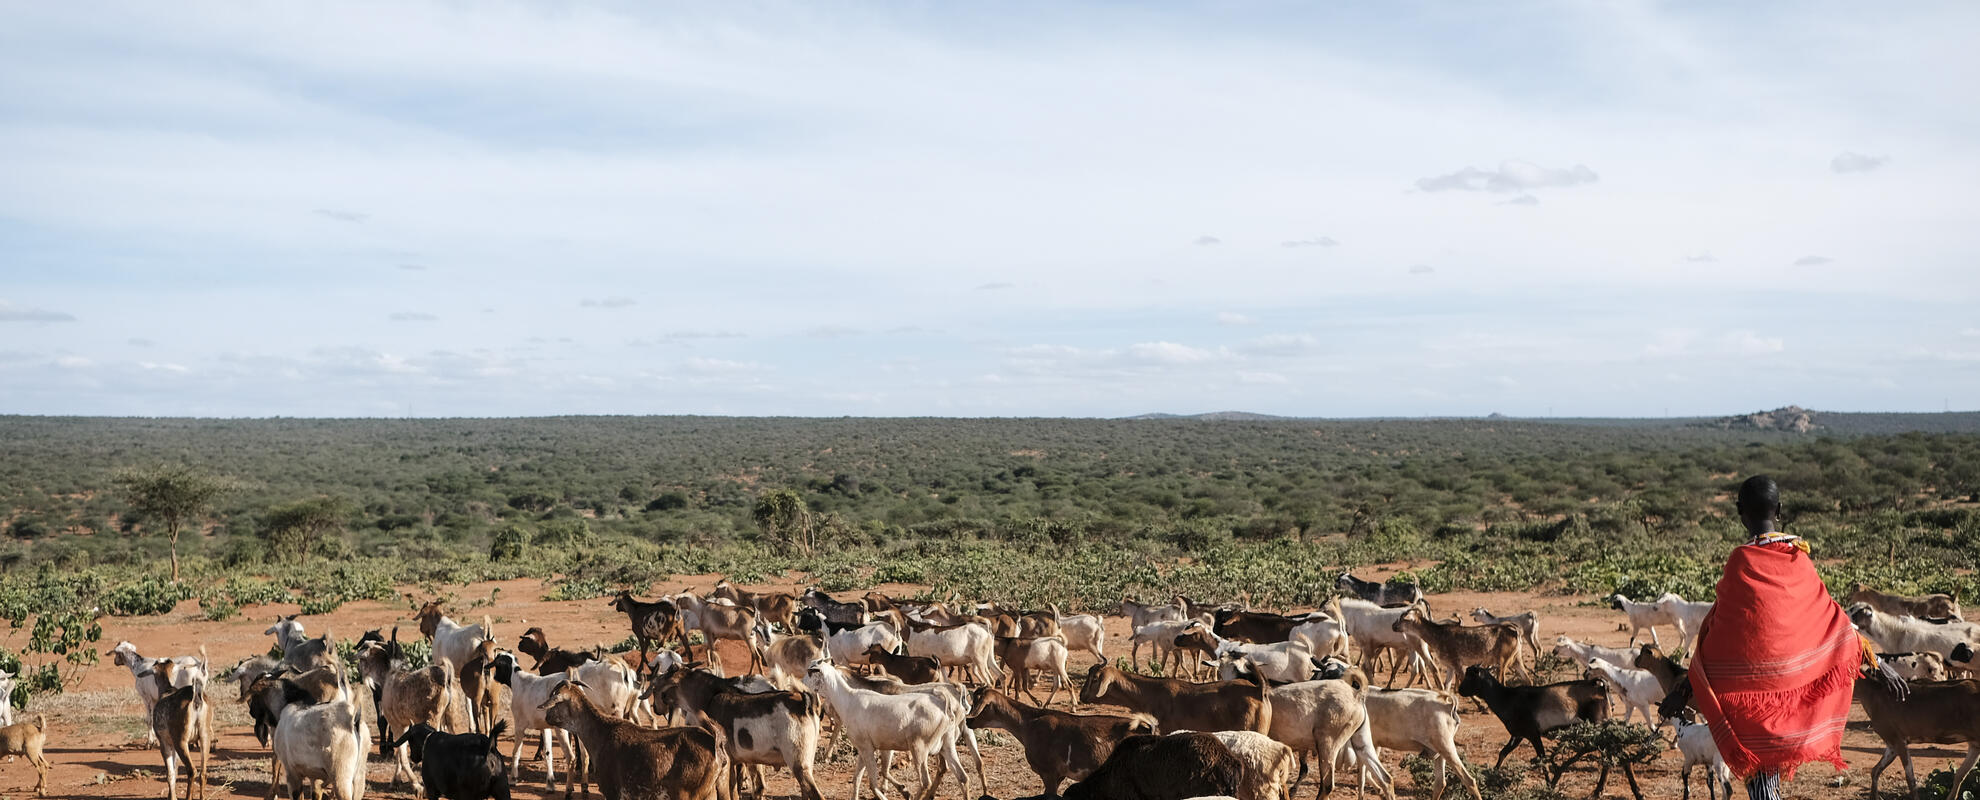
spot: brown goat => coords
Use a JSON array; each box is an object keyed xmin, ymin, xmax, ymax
[
  {"xmin": 150, "ymin": 656, "xmax": 212, "ymax": 800},
  {"xmin": 1393, "ymin": 607, "xmax": 1523, "ymax": 695},
  {"xmin": 1858, "ymin": 676, "xmax": 1980, "ymax": 800},
  {"xmin": 1212, "ymin": 608, "xmax": 1305, "ymax": 644},
  {"xmin": 1852, "ymin": 583, "xmax": 1963, "ymax": 621},
  {"xmin": 712, "ymin": 580, "xmax": 800, "ymax": 631},
  {"xmin": 0, "ymin": 714, "xmax": 49, "ymax": 797},
  {"xmin": 538, "ymin": 680, "xmax": 727, "ymax": 800},
  {"xmin": 518, "ymin": 626, "xmax": 600, "ymax": 674},
  {"xmin": 966, "ymin": 687, "xmax": 1155, "ymax": 796},
  {"xmin": 611, "ymin": 591, "xmax": 685, "ymax": 660},
  {"xmin": 862, "ymin": 644, "xmax": 943, "ymax": 685},
  {"xmin": 1078, "ymin": 664, "xmax": 1271, "ymax": 734},
  {"xmin": 459, "ymin": 638, "xmax": 504, "ymax": 734},
  {"xmin": 358, "ymin": 629, "xmax": 465, "ymax": 793}
]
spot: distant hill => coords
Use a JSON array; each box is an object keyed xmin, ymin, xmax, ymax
[
  {"xmin": 1122, "ymin": 407, "xmax": 1980, "ymax": 435},
  {"xmin": 1123, "ymin": 411, "xmax": 1290, "ymax": 421}
]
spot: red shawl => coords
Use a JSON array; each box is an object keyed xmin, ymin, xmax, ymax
[{"xmin": 1689, "ymin": 541, "xmax": 1860, "ymax": 779}]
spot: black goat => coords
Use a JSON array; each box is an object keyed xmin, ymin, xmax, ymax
[
  {"xmin": 799, "ymin": 587, "xmax": 868, "ymax": 627},
  {"xmin": 1458, "ymin": 665, "xmax": 1607, "ymax": 766},
  {"xmin": 1336, "ymin": 572, "xmax": 1426, "ymax": 609},
  {"xmin": 1050, "ymin": 732, "xmax": 1244, "ymax": 800},
  {"xmin": 389, "ymin": 719, "xmax": 512, "ymax": 800}
]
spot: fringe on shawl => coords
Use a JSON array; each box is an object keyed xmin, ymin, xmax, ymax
[{"xmin": 1711, "ymin": 654, "xmax": 1859, "ymax": 779}]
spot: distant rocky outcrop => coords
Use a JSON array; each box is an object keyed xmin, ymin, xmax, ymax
[{"xmin": 1712, "ymin": 405, "xmax": 1817, "ymax": 433}]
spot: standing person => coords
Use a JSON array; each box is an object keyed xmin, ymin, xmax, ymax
[{"xmin": 1687, "ymin": 475, "xmax": 1906, "ymax": 800}]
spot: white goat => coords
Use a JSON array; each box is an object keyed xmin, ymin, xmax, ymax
[
  {"xmin": 1192, "ymin": 625, "xmax": 1319, "ymax": 685},
  {"xmin": 574, "ymin": 656, "xmax": 645, "ymax": 722},
  {"xmin": 826, "ymin": 621, "xmax": 905, "ymax": 668},
  {"xmin": 1585, "ymin": 658, "xmax": 1664, "ymax": 727},
  {"xmin": 1552, "ymin": 635, "xmax": 1636, "ymax": 670},
  {"xmin": 1338, "ymin": 599, "xmax": 1436, "ymax": 686},
  {"xmin": 1850, "ymin": 604, "xmax": 1980, "ymax": 658},
  {"xmin": 1052, "ymin": 604, "xmax": 1107, "ymax": 661},
  {"xmin": 1128, "ymin": 619, "xmax": 1199, "ymax": 675},
  {"xmin": 270, "ymin": 691, "xmax": 368, "ymax": 800},
  {"xmin": 1290, "ymin": 615, "xmax": 1350, "ymax": 659},
  {"xmin": 1668, "ymin": 716, "xmax": 1734, "ymax": 800},
  {"xmin": 804, "ymin": 659, "xmax": 971, "ymax": 800},
  {"xmin": 491, "ymin": 652, "xmax": 578, "ymax": 790},
  {"xmin": 903, "ymin": 618, "xmax": 1002, "ymax": 685},
  {"xmin": 0, "ymin": 668, "xmax": 14, "ymax": 728},
  {"xmin": 110, "ymin": 641, "xmax": 206, "ymax": 743},
  {"xmin": 1178, "ymin": 730, "xmax": 1296, "ymax": 800},
  {"xmin": 1360, "ymin": 687, "xmax": 1481, "ymax": 800},
  {"xmin": 1654, "ymin": 594, "xmax": 1714, "ymax": 652},
  {"xmin": 674, "ymin": 593, "xmax": 766, "ymax": 673},
  {"xmin": 1608, "ymin": 594, "xmax": 1677, "ymax": 647},
  {"xmin": 1256, "ymin": 673, "xmax": 1393, "ymax": 800}
]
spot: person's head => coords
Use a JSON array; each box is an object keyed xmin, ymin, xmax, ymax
[{"xmin": 1736, "ymin": 475, "xmax": 1780, "ymax": 535}]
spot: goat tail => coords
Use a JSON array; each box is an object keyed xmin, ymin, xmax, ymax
[
  {"xmin": 35, "ymin": 713, "xmax": 46, "ymax": 732},
  {"xmin": 485, "ymin": 719, "xmax": 509, "ymax": 753},
  {"xmin": 1341, "ymin": 666, "xmax": 1371, "ymax": 695},
  {"xmin": 1049, "ymin": 602, "xmax": 1062, "ymax": 625},
  {"xmin": 1126, "ymin": 712, "xmax": 1158, "ymax": 735},
  {"xmin": 481, "ymin": 614, "xmax": 495, "ymax": 643}
]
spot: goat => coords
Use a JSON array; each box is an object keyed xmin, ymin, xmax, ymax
[
  {"xmin": 460, "ymin": 639, "xmax": 504, "ymax": 734},
  {"xmin": 109, "ymin": 640, "xmax": 205, "ymax": 743},
  {"xmin": 764, "ymin": 628, "xmax": 824, "ymax": 691},
  {"xmin": 902, "ymin": 616, "xmax": 1002, "ymax": 685},
  {"xmin": 865, "ymin": 644, "xmax": 943, "ymax": 685},
  {"xmin": 712, "ymin": 579, "xmax": 800, "ymax": 630},
  {"xmin": 517, "ymin": 626, "xmax": 600, "ymax": 675},
  {"xmin": 674, "ymin": 593, "xmax": 767, "ymax": 674},
  {"xmin": 1632, "ymin": 644, "xmax": 1688, "ymax": 696},
  {"xmin": 823, "ymin": 668, "xmax": 989, "ymax": 795},
  {"xmin": 1121, "ymin": 596, "xmax": 1188, "ymax": 636},
  {"xmin": 1654, "ymin": 593, "xmax": 1713, "ymax": 652},
  {"xmin": 1338, "ymin": 599, "xmax": 1436, "ymax": 687},
  {"xmin": 1079, "ymin": 663, "xmax": 1270, "ymax": 734},
  {"xmin": 1667, "ymin": 715, "xmax": 1733, "ymax": 800},
  {"xmin": 1181, "ymin": 623, "xmax": 1320, "ymax": 685},
  {"xmin": 1852, "ymin": 604, "xmax": 1980, "ymax": 660},
  {"xmin": 1584, "ymin": 658, "xmax": 1664, "ymax": 727},
  {"xmin": 994, "ymin": 635, "xmax": 1073, "ymax": 707},
  {"xmin": 538, "ymin": 680, "xmax": 727, "ymax": 800},
  {"xmin": 662, "ymin": 666, "xmax": 825, "ymax": 800},
  {"xmin": 358, "ymin": 627, "xmax": 466, "ymax": 792},
  {"xmin": 1457, "ymin": 666, "xmax": 1607, "ymax": 767},
  {"xmin": 862, "ymin": 592, "xmax": 911, "ymax": 634},
  {"xmin": 265, "ymin": 615, "xmax": 337, "ymax": 672},
  {"xmin": 1337, "ymin": 572, "xmax": 1425, "ymax": 609},
  {"xmin": 1469, "ymin": 607, "xmax": 1542, "ymax": 666},
  {"xmin": 1851, "ymin": 583, "xmax": 1962, "ymax": 620},
  {"xmin": 802, "ymin": 608, "xmax": 903, "ymax": 669},
  {"xmin": 800, "ymin": 587, "xmax": 870, "ymax": 627},
  {"xmin": 1174, "ymin": 730, "xmax": 1296, "ymax": 800},
  {"xmin": 491, "ymin": 652, "xmax": 581, "ymax": 793},
  {"xmin": 576, "ymin": 654, "xmax": 648, "ymax": 723},
  {"xmin": 1552, "ymin": 635, "xmax": 1637, "ymax": 669},
  {"xmin": 0, "ymin": 668, "xmax": 15, "ymax": 728},
  {"xmin": 1212, "ymin": 608, "xmax": 1308, "ymax": 645},
  {"xmin": 389, "ymin": 719, "xmax": 512, "ymax": 800},
  {"xmin": 1393, "ymin": 606, "xmax": 1523, "ymax": 695},
  {"xmin": 150, "ymin": 649, "xmax": 212, "ymax": 800},
  {"xmin": 966, "ymin": 686, "xmax": 1155, "ymax": 797},
  {"xmin": 415, "ymin": 599, "xmax": 495, "ymax": 730},
  {"xmin": 804, "ymin": 659, "xmax": 972, "ymax": 800},
  {"xmin": 1052, "ymin": 604, "xmax": 1108, "ymax": 661},
  {"xmin": 0, "ymin": 715, "xmax": 49, "ymax": 797},
  {"xmin": 228, "ymin": 656, "xmax": 285, "ymax": 744},
  {"xmin": 1056, "ymin": 732, "xmax": 1245, "ymax": 800},
  {"xmin": 977, "ymin": 602, "xmax": 1061, "ymax": 639},
  {"xmin": 1129, "ymin": 619, "xmax": 1201, "ymax": 676},
  {"xmin": 1856, "ymin": 673, "xmax": 1980, "ymax": 800},
  {"xmin": 1361, "ymin": 686, "xmax": 1480, "ymax": 800},
  {"xmin": 609, "ymin": 591, "xmax": 683, "ymax": 661},
  {"xmin": 269, "ymin": 679, "xmax": 368, "ymax": 800},
  {"xmin": 1289, "ymin": 615, "xmax": 1349, "ymax": 659},
  {"xmin": 1880, "ymin": 652, "xmax": 1952, "ymax": 682},
  {"xmin": 1607, "ymin": 594, "xmax": 1676, "ymax": 647},
  {"xmin": 243, "ymin": 666, "xmax": 344, "ymax": 754}
]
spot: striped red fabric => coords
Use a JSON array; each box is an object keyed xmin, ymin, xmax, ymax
[{"xmin": 1687, "ymin": 541, "xmax": 1860, "ymax": 780}]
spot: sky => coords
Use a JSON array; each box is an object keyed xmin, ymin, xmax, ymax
[{"xmin": 2, "ymin": 1, "xmax": 1977, "ymax": 418}]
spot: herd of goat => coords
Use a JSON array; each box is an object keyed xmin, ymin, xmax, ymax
[{"xmin": 17, "ymin": 573, "xmax": 1980, "ymax": 800}]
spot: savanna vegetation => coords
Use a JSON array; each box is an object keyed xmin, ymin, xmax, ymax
[{"xmin": 2, "ymin": 411, "xmax": 1978, "ymax": 700}]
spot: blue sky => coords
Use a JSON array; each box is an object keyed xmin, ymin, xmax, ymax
[{"xmin": 2, "ymin": 1, "xmax": 1976, "ymax": 417}]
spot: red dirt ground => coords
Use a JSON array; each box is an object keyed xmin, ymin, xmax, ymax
[{"xmin": 5, "ymin": 573, "xmax": 1952, "ymax": 800}]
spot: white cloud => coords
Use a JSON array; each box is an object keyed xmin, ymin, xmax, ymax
[
  {"xmin": 53, "ymin": 355, "xmax": 92, "ymax": 368},
  {"xmin": 1281, "ymin": 237, "xmax": 1339, "ymax": 248},
  {"xmin": 1725, "ymin": 330, "xmax": 1785, "ymax": 355},
  {"xmin": 1830, "ymin": 152, "xmax": 1889, "ymax": 173},
  {"xmin": 313, "ymin": 208, "xmax": 368, "ymax": 223},
  {"xmin": 1193, "ymin": 236, "xmax": 1222, "ymax": 246},
  {"xmin": 1216, "ymin": 312, "xmax": 1255, "ymax": 326},
  {"xmin": 388, "ymin": 311, "xmax": 438, "ymax": 322},
  {"xmin": 975, "ymin": 282, "xmax": 1015, "ymax": 291},
  {"xmin": 1237, "ymin": 370, "xmax": 1288, "ymax": 384},
  {"xmin": 804, "ymin": 325, "xmax": 864, "ymax": 339},
  {"xmin": 682, "ymin": 357, "xmax": 764, "ymax": 374},
  {"xmin": 1415, "ymin": 161, "xmax": 1597, "ymax": 193},
  {"xmin": 1961, "ymin": 328, "xmax": 1980, "ymax": 338},
  {"xmin": 1127, "ymin": 341, "xmax": 1218, "ymax": 364},
  {"xmin": 1409, "ymin": 264, "xmax": 1435, "ymax": 275},
  {"xmin": 140, "ymin": 361, "xmax": 190, "ymax": 373},
  {"xmin": 580, "ymin": 296, "xmax": 637, "ymax": 308},
  {"xmin": 0, "ymin": 301, "xmax": 76, "ymax": 322},
  {"xmin": 1500, "ymin": 194, "xmax": 1540, "ymax": 206},
  {"xmin": 1241, "ymin": 333, "xmax": 1322, "ymax": 356},
  {"xmin": 1793, "ymin": 255, "xmax": 1834, "ymax": 266},
  {"xmin": 1683, "ymin": 253, "xmax": 1717, "ymax": 263}
]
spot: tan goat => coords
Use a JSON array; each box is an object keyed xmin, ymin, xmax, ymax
[{"xmin": 0, "ymin": 714, "xmax": 49, "ymax": 797}]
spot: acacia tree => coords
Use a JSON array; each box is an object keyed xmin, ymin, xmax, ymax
[
  {"xmin": 262, "ymin": 496, "xmax": 353, "ymax": 562},
  {"xmin": 752, "ymin": 489, "xmax": 816, "ymax": 555},
  {"xmin": 114, "ymin": 465, "xmax": 240, "ymax": 582}
]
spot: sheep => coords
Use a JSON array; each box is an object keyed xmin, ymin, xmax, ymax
[
  {"xmin": 1176, "ymin": 730, "xmax": 1296, "ymax": 800},
  {"xmin": 270, "ymin": 685, "xmax": 368, "ymax": 800},
  {"xmin": 865, "ymin": 645, "xmax": 944, "ymax": 685},
  {"xmin": 1337, "ymin": 599, "xmax": 1437, "ymax": 687},
  {"xmin": 1607, "ymin": 594, "xmax": 1677, "ymax": 647},
  {"xmin": 1056, "ymin": 732, "xmax": 1245, "ymax": 800},
  {"xmin": 1552, "ymin": 635, "xmax": 1637, "ymax": 670},
  {"xmin": 965, "ymin": 686, "xmax": 1156, "ymax": 796},
  {"xmin": 150, "ymin": 650, "xmax": 213, "ymax": 800},
  {"xmin": 1078, "ymin": 664, "xmax": 1271, "ymax": 734},
  {"xmin": 902, "ymin": 616, "xmax": 1002, "ymax": 685},
  {"xmin": 265, "ymin": 614, "xmax": 337, "ymax": 672},
  {"xmin": 1851, "ymin": 604, "xmax": 1980, "ymax": 659},
  {"xmin": 674, "ymin": 593, "xmax": 767, "ymax": 674},
  {"xmin": 1457, "ymin": 666, "xmax": 1607, "ymax": 767},
  {"xmin": 609, "ymin": 591, "xmax": 683, "ymax": 661},
  {"xmin": 1393, "ymin": 606, "xmax": 1523, "ymax": 695},
  {"xmin": 490, "ymin": 652, "xmax": 580, "ymax": 793},
  {"xmin": 1879, "ymin": 652, "xmax": 1952, "ymax": 682},
  {"xmin": 109, "ymin": 640, "xmax": 205, "ymax": 743},
  {"xmin": 1584, "ymin": 657, "xmax": 1665, "ymax": 727},
  {"xmin": 1654, "ymin": 593, "xmax": 1714, "ymax": 652},
  {"xmin": 1851, "ymin": 583, "xmax": 1962, "ymax": 620},
  {"xmin": 1469, "ymin": 607, "xmax": 1542, "ymax": 665},
  {"xmin": 712, "ymin": 579, "xmax": 800, "ymax": 630},
  {"xmin": 0, "ymin": 714, "xmax": 49, "ymax": 797},
  {"xmin": 1666, "ymin": 715, "xmax": 1733, "ymax": 800},
  {"xmin": 800, "ymin": 587, "xmax": 871, "ymax": 627},
  {"xmin": 1289, "ymin": 615, "xmax": 1349, "ymax": 659},
  {"xmin": 414, "ymin": 600, "xmax": 495, "ymax": 729},
  {"xmin": 804, "ymin": 658, "xmax": 972, "ymax": 800},
  {"xmin": 1360, "ymin": 687, "xmax": 1481, "ymax": 800},
  {"xmin": 388, "ymin": 719, "xmax": 512, "ymax": 800},
  {"xmin": 1130, "ymin": 619, "xmax": 1203, "ymax": 676},
  {"xmin": 536, "ymin": 680, "xmax": 727, "ymax": 800},
  {"xmin": 661, "ymin": 666, "xmax": 825, "ymax": 800},
  {"xmin": 358, "ymin": 628, "xmax": 466, "ymax": 793},
  {"xmin": 1855, "ymin": 671, "xmax": 1980, "ymax": 800},
  {"xmin": 1337, "ymin": 573, "xmax": 1425, "ymax": 609},
  {"xmin": 1052, "ymin": 604, "xmax": 1108, "ymax": 661},
  {"xmin": 994, "ymin": 635, "xmax": 1073, "ymax": 708},
  {"xmin": 517, "ymin": 626, "xmax": 600, "ymax": 675}
]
